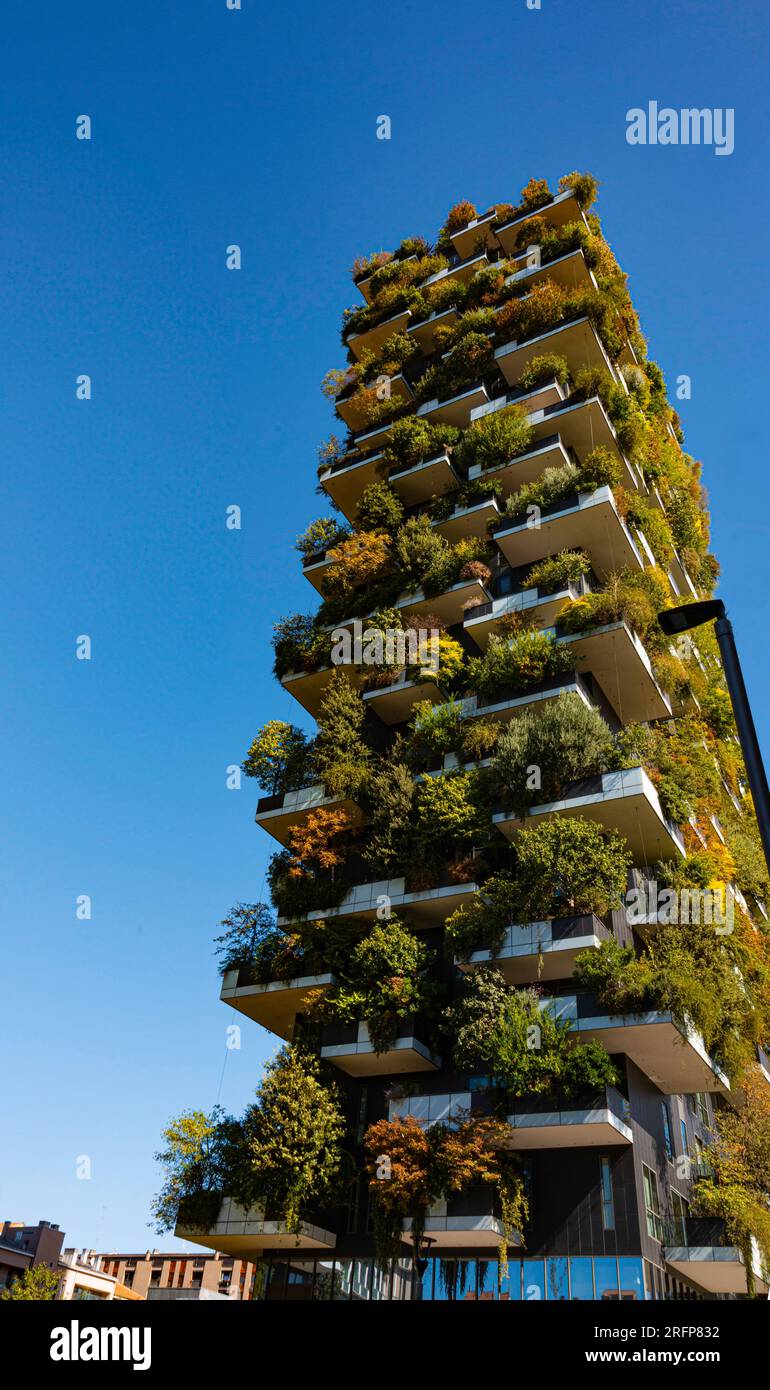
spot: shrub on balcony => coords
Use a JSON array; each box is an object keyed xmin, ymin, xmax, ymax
[
  {"xmin": 453, "ymin": 404, "xmax": 534, "ymax": 472},
  {"xmin": 227, "ymin": 1046, "xmax": 347, "ymax": 1232},
  {"xmin": 558, "ymin": 170, "xmax": 599, "ymax": 210},
  {"xmin": 214, "ymin": 901, "xmax": 292, "ymax": 980},
  {"xmin": 314, "ymin": 671, "xmax": 372, "ymax": 799},
  {"xmin": 362, "ymin": 762, "xmax": 416, "ymax": 878},
  {"xmin": 319, "ymin": 530, "xmax": 392, "ymax": 603},
  {"xmin": 355, "ymin": 480, "xmax": 405, "ymax": 534},
  {"xmin": 519, "ymin": 177, "xmax": 553, "ymax": 213},
  {"xmin": 466, "ymin": 629, "xmax": 576, "ymax": 702},
  {"xmin": 501, "ymin": 461, "xmax": 579, "ymax": 522},
  {"xmin": 496, "ymin": 278, "xmax": 567, "ymax": 344},
  {"xmin": 295, "ymin": 516, "xmax": 349, "ymax": 557},
  {"xmin": 267, "ymin": 831, "xmax": 353, "ymax": 919},
  {"xmin": 242, "ymin": 720, "xmax": 313, "ymax": 795},
  {"xmin": 557, "ymin": 567, "xmax": 669, "ymax": 648},
  {"xmin": 491, "ymin": 692, "xmax": 617, "ymax": 815},
  {"xmin": 272, "ymin": 613, "xmax": 331, "ymax": 677},
  {"xmin": 414, "ymin": 769, "xmax": 491, "ymax": 870},
  {"xmin": 517, "ymin": 352, "xmax": 571, "ymax": 392},
  {"xmin": 444, "ymin": 873, "xmax": 524, "ymax": 958},
  {"xmin": 406, "ymin": 698, "xmax": 464, "ymax": 769},
  {"xmin": 151, "ymin": 1105, "xmax": 237, "ymax": 1234},
  {"xmin": 522, "ymin": 549, "xmax": 591, "ymax": 592},
  {"xmin": 414, "ymin": 331, "xmax": 494, "ymax": 404},
  {"xmin": 443, "ymin": 200, "xmax": 478, "ymax": 234},
  {"xmin": 352, "ymin": 250, "xmax": 392, "ymax": 281},
  {"xmin": 393, "ymin": 514, "xmax": 450, "ymax": 592},
  {"xmin": 693, "ymin": 1070, "xmax": 770, "ymax": 1295},
  {"xmin": 313, "ymin": 917, "xmax": 436, "ymax": 1054},
  {"xmin": 579, "ymin": 445, "xmax": 622, "ymax": 491}
]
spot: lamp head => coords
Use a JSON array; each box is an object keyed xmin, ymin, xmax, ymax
[{"xmin": 658, "ymin": 598, "xmax": 725, "ymax": 636}]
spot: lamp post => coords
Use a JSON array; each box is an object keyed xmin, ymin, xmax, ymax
[{"xmin": 658, "ymin": 599, "xmax": 770, "ymax": 877}]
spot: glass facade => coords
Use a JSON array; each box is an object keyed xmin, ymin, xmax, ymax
[{"xmin": 256, "ymin": 1254, "xmax": 652, "ymax": 1300}]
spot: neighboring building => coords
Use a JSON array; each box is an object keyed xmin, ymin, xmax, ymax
[
  {"xmin": 0, "ymin": 1222, "xmax": 138, "ymax": 1299},
  {"xmin": 173, "ymin": 176, "xmax": 770, "ymax": 1300},
  {"xmin": 93, "ymin": 1250, "xmax": 259, "ymax": 1300}
]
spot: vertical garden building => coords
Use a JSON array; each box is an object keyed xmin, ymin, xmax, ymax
[{"xmin": 173, "ymin": 174, "xmax": 770, "ymax": 1301}]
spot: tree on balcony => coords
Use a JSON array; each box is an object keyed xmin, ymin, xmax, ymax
[
  {"xmin": 242, "ymin": 719, "xmax": 312, "ymax": 795},
  {"xmin": 491, "ymin": 691, "xmax": 618, "ymax": 814},
  {"xmin": 314, "ymin": 671, "xmax": 372, "ymax": 799}
]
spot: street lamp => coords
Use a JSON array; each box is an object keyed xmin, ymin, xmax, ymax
[{"xmin": 658, "ymin": 599, "xmax": 770, "ymax": 876}]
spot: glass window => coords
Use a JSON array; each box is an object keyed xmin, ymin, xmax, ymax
[
  {"xmin": 600, "ymin": 1155, "xmax": 615, "ymax": 1230},
  {"xmin": 350, "ymin": 1259, "xmax": 372, "ymax": 1302},
  {"xmin": 680, "ymin": 1119, "xmax": 689, "ymax": 1157},
  {"xmin": 523, "ymin": 1259, "xmax": 544, "ymax": 1301},
  {"xmin": 499, "ymin": 1260, "xmax": 521, "ymax": 1300},
  {"xmin": 696, "ymin": 1092, "xmax": 710, "ymax": 1127},
  {"xmin": 569, "ymin": 1257, "xmax": 594, "ymax": 1301},
  {"xmin": 477, "ymin": 1259, "xmax": 498, "ymax": 1301},
  {"xmin": 661, "ymin": 1102, "xmax": 674, "ymax": 1161},
  {"xmin": 285, "ymin": 1260, "xmax": 315, "ymax": 1300},
  {"xmin": 331, "ymin": 1260, "xmax": 352, "ymax": 1301},
  {"xmin": 643, "ymin": 1163, "xmax": 663, "ymax": 1241},
  {"xmin": 618, "ymin": 1257, "xmax": 645, "ymax": 1300},
  {"xmin": 595, "ymin": 1256, "xmax": 620, "ymax": 1300},
  {"xmin": 671, "ymin": 1190, "xmax": 688, "ymax": 1245},
  {"xmin": 546, "ymin": 1257, "xmax": 569, "ymax": 1301}
]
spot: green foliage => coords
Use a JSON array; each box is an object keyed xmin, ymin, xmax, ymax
[
  {"xmin": 415, "ymin": 769, "xmax": 491, "ymax": 862},
  {"xmin": 272, "ymin": 613, "xmax": 329, "ymax": 678},
  {"xmin": 267, "ymin": 848, "xmax": 350, "ymax": 918},
  {"xmin": 355, "ymin": 480, "xmax": 405, "ymax": 535},
  {"xmin": 491, "ymin": 692, "xmax": 617, "ymax": 814},
  {"xmin": 444, "ymin": 873, "xmax": 524, "ymax": 958},
  {"xmin": 465, "ymin": 629, "xmax": 577, "ymax": 701},
  {"xmin": 295, "ymin": 516, "xmax": 348, "ymax": 557},
  {"xmin": 406, "ymin": 698, "xmax": 465, "ymax": 769},
  {"xmin": 517, "ymin": 353, "xmax": 571, "ymax": 392},
  {"xmin": 214, "ymin": 901, "xmax": 280, "ymax": 977},
  {"xmin": 503, "ymin": 462, "xmax": 579, "ymax": 521},
  {"xmin": 579, "ymin": 446, "xmax": 622, "ymax": 491},
  {"xmin": 558, "ymin": 171, "xmax": 600, "ymax": 210},
  {"xmin": 414, "ymin": 331, "xmax": 493, "ymax": 405},
  {"xmin": 314, "ymin": 670, "xmax": 371, "ymax": 799},
  {"xmin": 362, "ymin": 762, "xmax": 416, "ymax": 878},
  {"xmin": 557, "ymin": 567, "xmax": 670, "ymax": 647},
  {"xmin": 382, "ymin": 415, "xmax": 460, "ymax": 471},
  {"xmin": 393, "ymin": 514, "xmax": 452, "ymax": 593},
  {"xmin": 454, "ymin": 405, "xmax": 534, "ymax": 472},
  {"xmin": 522, "ymin": 549, "xmax": 591, "ymax": 592},
  {"xmin": 151, "ymin": 1106, "xmax": 235, "ymax": 1233},
  {"xmin": 228, "ymin": 1047, "xmax": 347, "ymax": 1231},
  {"xmin": 318, "ymin": 918, "xmax": 435, "ymax": 1054},
  {"xmin": 515, "ymin": 816, "xmax": 631, "ymax": 919},
  {"xmin": 242, "ymin": 719, "xmax": 311, "ymax": 794},
  {"xmin": 0, "ymin": 1265, "xmax": 60, "ymax": 1300}
]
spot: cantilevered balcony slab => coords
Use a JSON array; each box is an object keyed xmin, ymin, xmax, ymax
[
  {"xmin": 467, "ymin": 434, "xmax": 574, "ymax": 499},
  {"xmin": 527, "ymin": 396, "xmax": 639, "ymax": 491},
  {"xmin": 464, "ymin": 583, "xmax": 586, "ymax": 650},
  {"xmin": 320, "ymin": 1020, "xmax": 440, "ymax": 1077},
  {"xmin": 494, "ymin": 189, "xmax": 586, "ymax": 255},
  {"xmin": 664, "ymin": 1230, "xmax": 767, "ymax": 1296},
  {"xmin": 502, "ymin": 1086, "xmax": 632, "ymax": 1148},
  {"xmin": 363, "ymin": 673, "xmax": 446, "ymax": 725},
  {"xmin": 505, "ymin": 247, "xmax": 596, "ymax": 296},
  {"xmin": 493, "ymin": 766, "xmax": 686, "ymax": 863},
  {"xmin": 254, "ymin": 782, "xmax": 365, "ymax": 846},
  {"xmin": 355, "ymin": 254, "xmax": 417, "ymax": 304},
  {"xmin": 545, "ymin": 995, "xmax": 730, "ymax": 1096},
  {"xmin": 470, "ymin": 376, "xmax": 568, "ymax": 427},
  {"xmin": 416, "ymin": 381, "xmax": 490, "ymax": 428},
  {"xmin": 346, "ymin": 307, "xmax": 413, "ymax": 362},
  {"xmin": 220, "ymin": 968, "xmax": 336, "ymax": 1040},
  {"xmin": 301, "ymin": 550, "xmax": 335, "ymax": 594},
  {"xmin": 496, "ymin": 317, "xmax": 619, "ymax": 392},
  {"xmin": 423, "ymin": 250, "xmax": 489, "ymax": 291},
  {"xmin": 402, "ymin": 1215, "xmax": 509, "ymax": 1249},
  {"xmin": 460, "ymin": 672, "xmax": 595, "ymax": 730},
  {"xmin": 407, "ymin": 305, "xmax": 460, "ymax": 353},
  {"xmin": 336, "ymin": 373, "xmax": 413, "ymax": 432},
  {"xmin": 432, "ymin": 497, "xmax": 501, "ymax": 542},
  {"xmin": 278, "ymin": 877, "xmax": 480, "ymax": 928},
  {"xmin": 449, "ymin": 209, "xmax": 500, "ymax": 259},
  {"xmin": 323, "ymin": 575, "xmax": 492, "ymax": 643},
  {"xmin": 388, "ymin": 450, "xmax": 459, "ymax": 506},
  {"xmin": 176, "ymin": 1199, "xmax": 336, "ymax": 1257},
  {"xmin": 556, "ymin": 621, "xmax": 672, "ymax": 723},
  {"xmin": 318, "ymin": 450, "xmax": 387, "ymax": 523},
  {"xmin": 456, "ymin": 914, "xmax": 612, "ymax": 984},
  {"xmin": 280, "ymin": 662, "xmax": 365, "ymax": 718},
  {"xmin": 493, "ymin": 486, "xmax": 645, "ymax": 579}
]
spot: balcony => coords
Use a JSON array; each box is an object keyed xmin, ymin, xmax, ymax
[
  {"xmin": 277, "ymin": 875, "xmax": 480, "ymax": 928},
  {"xmin": 502, "ymin": 1085, "xmax": 632, "ymax": 1149},
  {"xmin": 463, "ymin": 579, "xmax": 591, "ymax": 650},
  {"xmin": 493, "ymin": 486, "xmax": 645, "ymax": 580},
  {"xmin": 388, "ymin": 1090, "xmax": 472, "ymax": 1127},
  {"xmin": 545, "ymin": 994, "xmax": 731, "ymax": 1096},
  {"xmin": 528, "ymin": 394, "xmax": 636, "ymax": 481},
  {"xmin": 460, "ymin": 671, "xmax": 596, "ymax": 730},
  {"xmin": 301, "ymin": 548, "xmax": 335, "ymax": 594},
  {"xmin": 467, "ymin": 433, "xmax": 574, "ymax": 499},
  {"xmin": 495, "ymin": 316, "xmax": 617, "ymax": 389},
  {"xmin": 448, "ymin": 209, "xmax": 500, "ymax": 259},
  {"xmin": 280, "ymin": 661, "xmax": 366, "ymax": 717},
  {"xmin": 388, "ymin": 450, "xmax": 459, "ymax": 507},
  {"xmin": 254, "ymin": 782, "xmax": 365, "ymax": 846},
  {"xmin": 664, "ymin": 1220, "xmax": 768, "ymax": 1296},
  {"xmin": 493, "ymin": 766, "xmax": 686, "ymax": 863},
  {"xmin": 319, "ymin": 1017, "xmax": 440, "ymax": 1076},
  {"xmin": 363, "ymin": 672, "xmax": 447, "ymax": 725},
  {"xmin": 431, "ymin": 495, "xmax": 502, "ymax": 543},
  {"xmin": 470, "ymin": 374, "xmax": 568, "ymax": 428},
  {"xmin": 504, "ymin": 246, "xmax": 596, "ymax": 296},
  {"xmin": 456, "ymin": 913, "xmax": 612, "ymax": 984},
  {"xmin": 556, "ymin": 621, "xmax": 672, "ymax": 723},
  {"xmin": 220, "ymin": 966, "xmax": 336, "ymax": 1041},
  {"xmin": 355, "ymin": 253, "xmax": 417, "ymax": 304},
  {"xmin": 318, "ymin": 448, "xmax": 387, "ymax": 523},
  {"xmin": 336, "ymin": 373, "xmax": 413, "ymax": 432},
  {"xmin": 423, "ymin": 249, "xmax": 489, "ymax": 291},
  {"xmin": 176, "ymin": 1197, "xmax": 336, "ymax": 1257},
  {"xmin": 347, "ymin": 306, "xmax": 413, "ymax": 362},
  {"xmin": 416, "ymin": 380, "xmax": 491, "ymax": 428},
  {"xmin": 323, "ymin": 574, "xmax": 492, "ymax": 642},
  {"xmin": 494, "ymin": 188, "xmax": 586, "ymax": 255},
  {"xmin": 407, "ymin": 304, "xmax": 461, "ymax": 353},
  {"xmin": 402, "ymin": 1188, "xmax": 520, "ymax": 1250}
]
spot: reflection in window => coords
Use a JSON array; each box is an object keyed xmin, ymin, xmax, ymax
[
  {"xmin": 600, "ymin": 1155, "xmax": 615, "ymax": 1230},
  {"xmin": 435, "ymin": 1258, "xmax": 475, "ymax": 1301},
  {"xmin": 595, "ymin": 1256, "xmax": 620, "ymax": 1300},
  {"xmin": 618, "ymin": 1257, "xmax": 646, "ymax": 1300},
  {"xmin": 643, "ymin": 1163, "xmax": 663, "ymax": 1241},
  {"xmin": 523, "ymin": 1260, "xmax": 545, "ymax": 1301},
  {"xmin": 546, "ymin": 1257, "xmax": 569, "ymax": 1301},
  {"xmin": 569, "ymin": 1257, "xmax": 594, "ymax": 1300},
  {"xmin": 661, "ymin": 1102, "xmax": 674, "ymax": 1161},
  {"xmin": 499, "ymin": 1261, "xmax": 521, "ymax": 1300}
]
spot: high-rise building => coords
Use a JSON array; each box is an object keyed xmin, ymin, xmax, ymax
[{"xmin": 173, "ymin": 175, "xmax": 770, "ymax": 1301}]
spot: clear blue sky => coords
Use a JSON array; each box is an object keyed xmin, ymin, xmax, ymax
[{"xmin": 2, "ymin": 0, "xmax": 769, "ymax": 1251}]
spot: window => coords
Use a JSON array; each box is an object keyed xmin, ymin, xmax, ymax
[
  {"xmin": 661, "ymin": 1102, "xmax": 674, "ymax": 1161},
  {"xmin": 680, "ymin": 1118, "xmax": 689, "ymax": 1158},
  {"xmin": 695, "ymin": 1092, "xmax": 710, "ymax": 1129},
  {"xmin": 599, "ymin": 1155, "xmax": 615, "ymax": 1231},
  {"xmin": 671, "ymin": 1190, "xmax": 688, "ymax": 1245},
  {"xmin": 149, "ymin": 1265, "xmax": 162, "ymax": 1287},
  {"xmin": 642, "ymin": 1164, "xmax": 663, "ymax": 1242}
]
